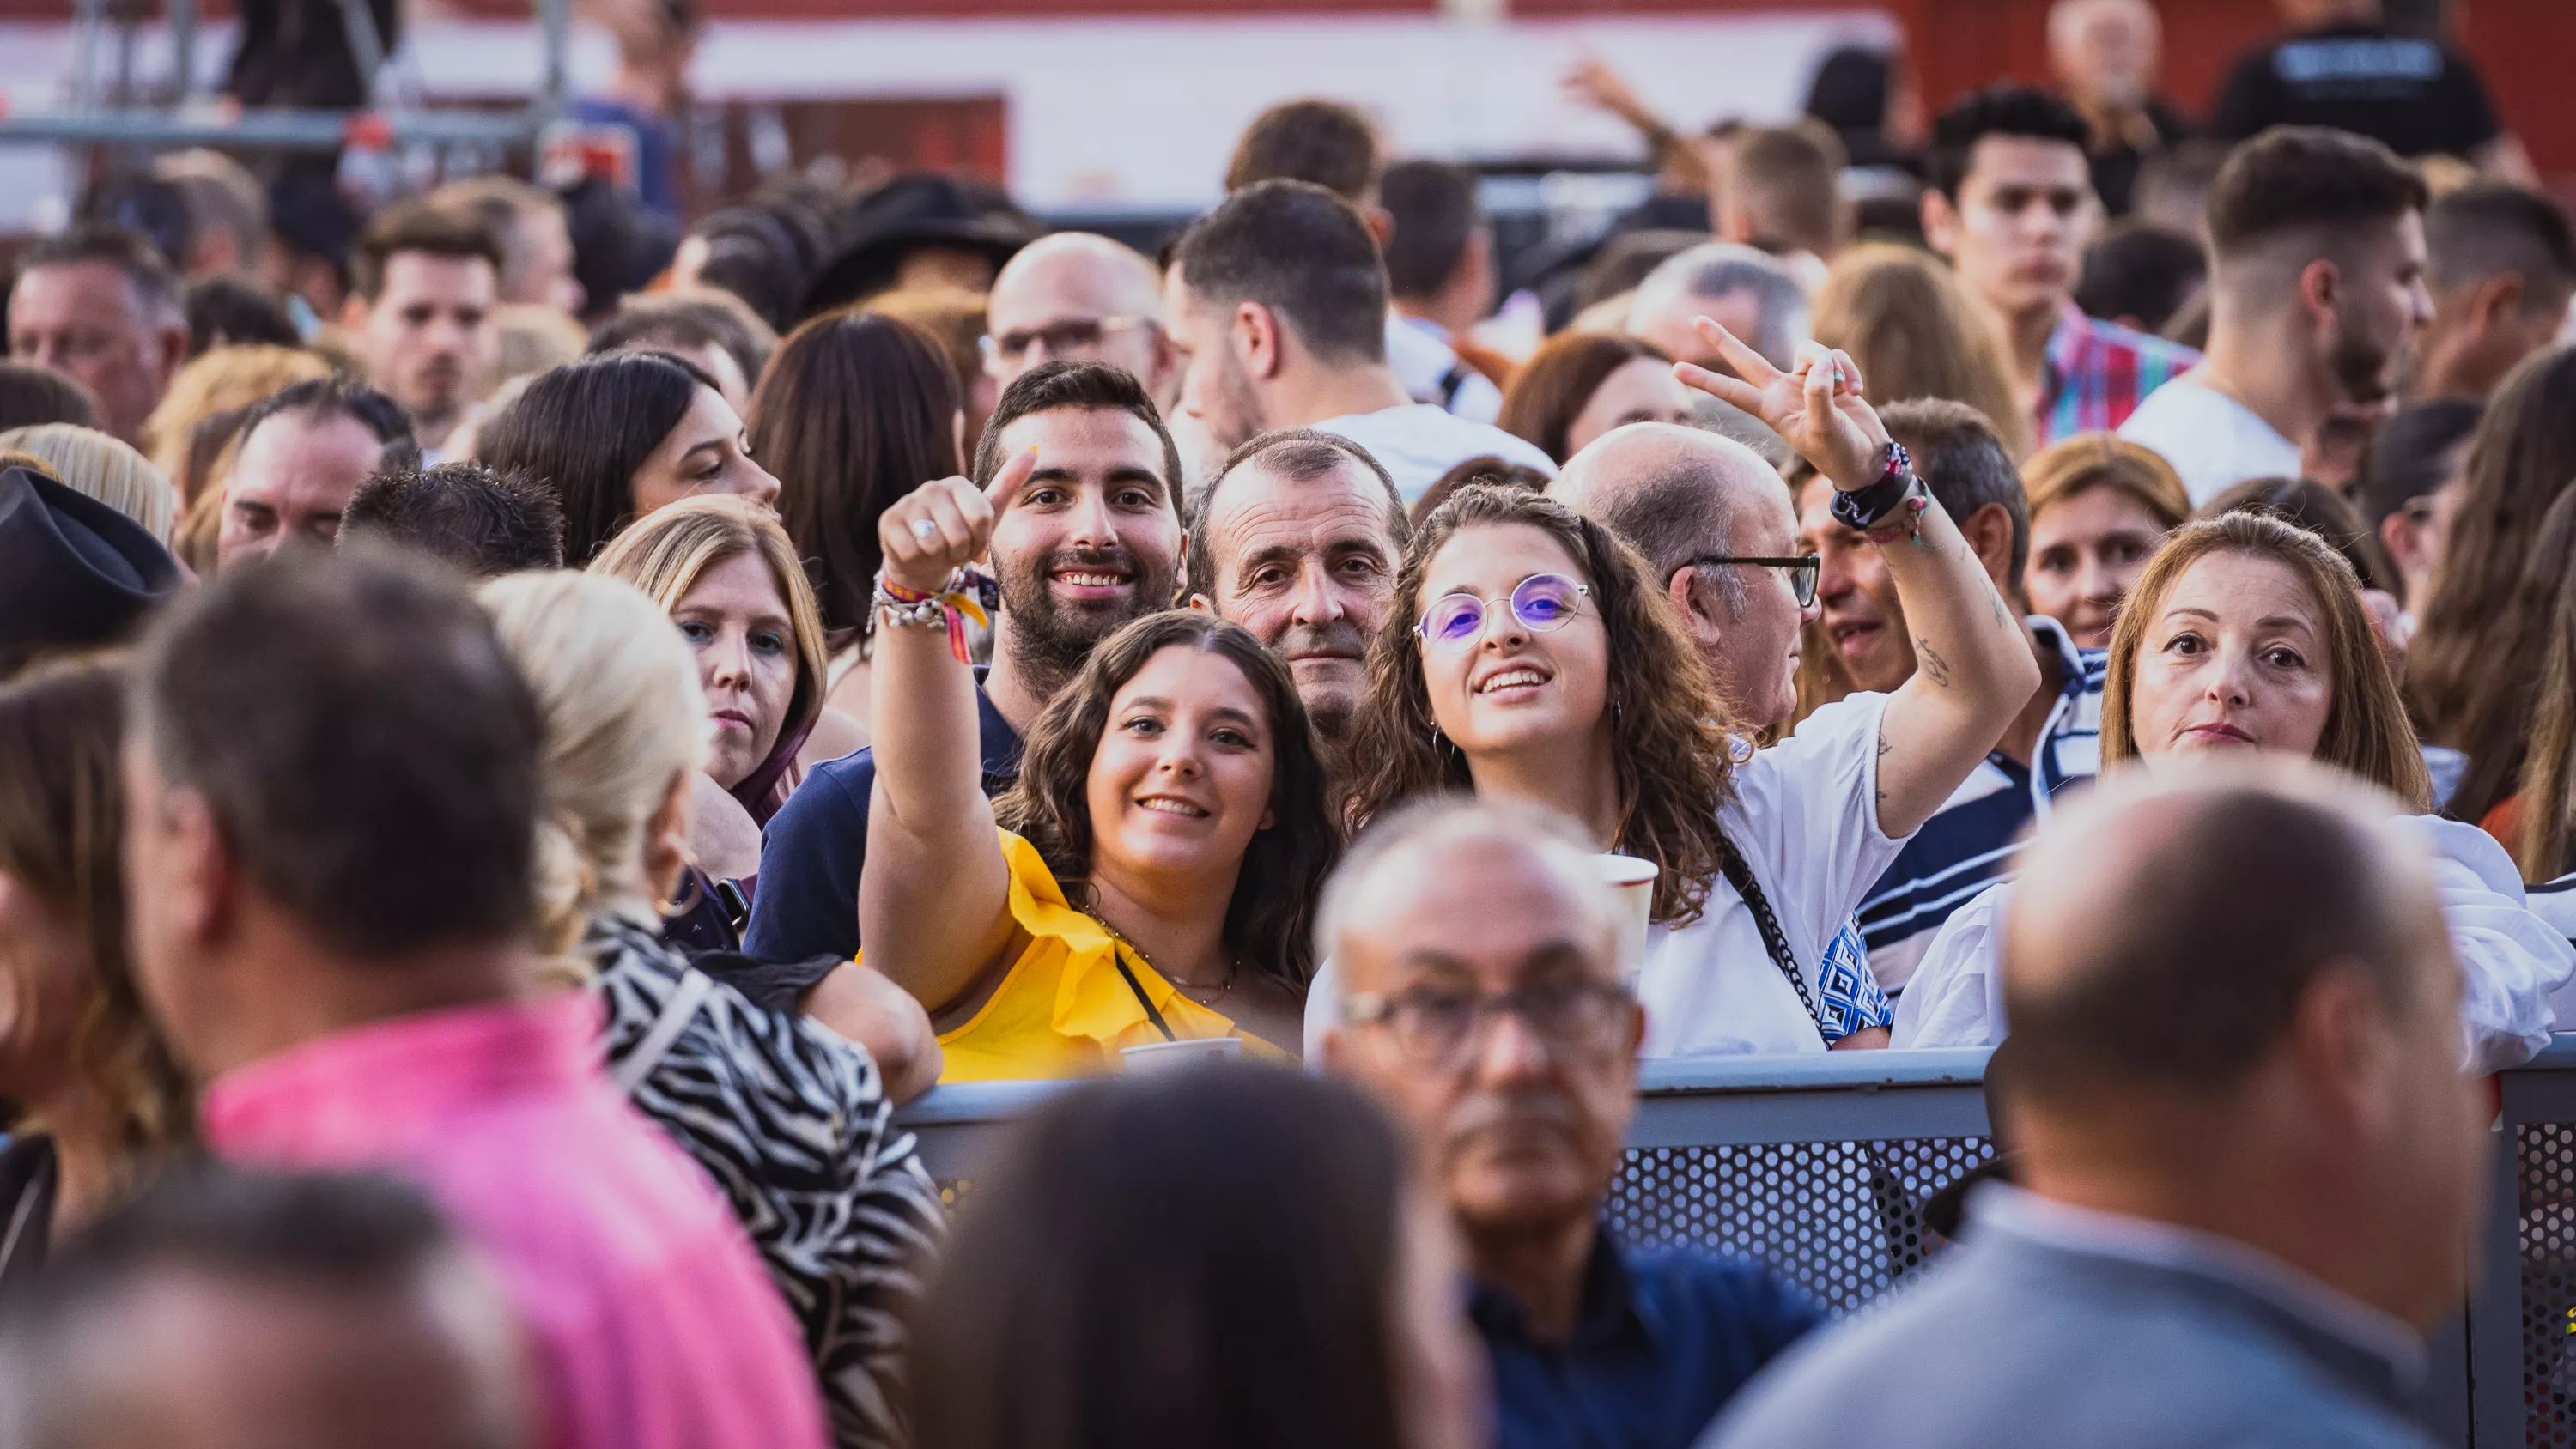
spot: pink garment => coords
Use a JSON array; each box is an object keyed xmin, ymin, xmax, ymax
[{"xmin": 204, "ymin": 991, "xmax": 829, "ymax": 1449}]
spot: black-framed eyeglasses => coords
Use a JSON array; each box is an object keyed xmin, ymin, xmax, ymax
[
  {"xmin": 1689, "ymin": 555, "xmax": 1819, "ymax": 609},
  {"xmin": 1342, "ymin": 979, "xmax": 1634, "ymax": 1066}
]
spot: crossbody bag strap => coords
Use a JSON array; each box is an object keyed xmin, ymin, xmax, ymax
[{"xmin": 1718, "ymin": 846, "xmax": 1832, "ymax": 1046}]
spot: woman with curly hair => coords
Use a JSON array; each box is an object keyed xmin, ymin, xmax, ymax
[
  {"xmin": 1330, "ymin": 318, "xmax": 2042, "ymax": 1058},
  {"xmin": 858, "ymin": 452, "xmax": 1339, "ymax": 1076},
  {"xmin": 0, "ymin": 658, "xmax": 195, "ymax": 1291}
]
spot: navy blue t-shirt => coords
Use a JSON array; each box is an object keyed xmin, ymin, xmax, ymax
[
  {"xmin": 1474, "ymin": 1228, "xmax": 1822, "ymax": 1449},
  {"xmin": 744, "ymin": 677, "xmax": 1023, "ymax": 966}
]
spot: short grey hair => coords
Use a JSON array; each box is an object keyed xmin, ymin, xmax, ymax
[
  {"xmin": 1629, "ymin": 243, "xmax": 1810, "ymax": 369},
  {"xmin": 1186, "ymin": 427, "xmax": 1408, "ymax": 601},
  {"xmin": 1315, "ymin": 797, "xmax": 1618, "ymax": 966}
]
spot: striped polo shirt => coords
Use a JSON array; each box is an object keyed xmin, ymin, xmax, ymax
[{"xmin": 1856, "ymin": 618, "xmax": 2105, "ymax": 996}]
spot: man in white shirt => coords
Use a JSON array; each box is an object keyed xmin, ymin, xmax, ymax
[
  {"xmin": 2119, "ymin": 126, "xmax": 2433, "ymax": 503},
  {"xmin": 1707, "ymin": 759, "xmax": 2486, "ymax": 1449},
  {"xmin": 1381, "ymin": 160, "xmax": 1506, "ymax": 424},
  {"xmin": 1165, "ymin": 180, "xmax": 1554, "ymax": 502}
]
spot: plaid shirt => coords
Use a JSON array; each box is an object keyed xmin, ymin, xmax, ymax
[{"xmin": 2037, "ymin": 301, "xmax": 2202, "ymax": 446}]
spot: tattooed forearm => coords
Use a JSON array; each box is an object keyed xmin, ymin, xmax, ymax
[
  {"xmin": 1991, "ymin": 592, "xmax": 2014, "ymax": 631},
  {"xmin": 1917, "ymin": 639, "xmax": 1953, "ymax": 688}
]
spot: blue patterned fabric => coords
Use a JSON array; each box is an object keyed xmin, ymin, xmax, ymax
[{"xmin": 1814, "ymin": 919, "xmax": 1893, "ymax": 1043}]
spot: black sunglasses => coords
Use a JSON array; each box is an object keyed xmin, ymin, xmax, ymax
[{"xmin": 1688, "ymin": 555, "xmax": 1820, "ymax": 609}]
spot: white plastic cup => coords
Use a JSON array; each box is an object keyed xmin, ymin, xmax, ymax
[
  {"xmin": 1120, "ymin": 1035, "xmax": 1246, "ymax": 1074},
  {"xmin": 1595, "ymin": 853, "xmax": 1659, "ymax": 983}
]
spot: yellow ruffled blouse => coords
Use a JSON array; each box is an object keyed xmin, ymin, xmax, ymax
[{"xmin": 872, "ymin": 830, "xmax": 1290, "ymax": 1084}]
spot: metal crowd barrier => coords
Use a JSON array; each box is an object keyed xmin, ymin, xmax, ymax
[{"xmin": 896, "ymin": 1040, "xmax": 2576, "ymax": 1448}]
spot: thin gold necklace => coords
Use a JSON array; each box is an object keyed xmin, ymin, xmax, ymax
[{"xmin": 1086, "ymin": 911, "xmax": 1239, "ymax": 1003}]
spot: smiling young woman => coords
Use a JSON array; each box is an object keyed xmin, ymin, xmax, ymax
[{"xmin": 858, "ymin": 452, "xmax": 1339, "ymax": 1080}]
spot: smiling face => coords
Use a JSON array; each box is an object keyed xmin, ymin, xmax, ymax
[
  {"xmin": 1083, "ymin": 644, "xmax": 1277, "ymax": 891},
  {"xmin": 1797, "ymin": 474, "xmax": 1915, "ymax": 693},
  {"xmin": 988, "ymin": 404, "xmax": 1186, "ymax": 676},
  {"xmin": 2128, "ymin": 550, "xmax": 2336, "ymax": 761},
  {"xmin": 1416, "ymin": 524, "xmax": 1612, "ymax": 762},
  {"xmin": 1202, "ymin": 457, "xmax": 1401, "ymax": 743},
  {"xmin": 2026, "ymin": 482, "xmax": 2170, "ymax": 650},
  {"xmin": 1564, "ymin": 357, "xmax": 1697, "ymax": 459},
  {"xmin": 630, "ymin": 385, "xmax": 779, "ymax": 520},
  {"xmin": 674, "ymin": 549, "xmax": 799, "ymax": 791}
]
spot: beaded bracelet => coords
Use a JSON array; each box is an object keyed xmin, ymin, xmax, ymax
[{"xmin": 874, "ymin": 569, "xmax": 991, "ymax": 664}]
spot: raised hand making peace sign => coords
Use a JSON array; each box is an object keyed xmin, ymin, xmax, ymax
[
  {"xmin": 1670, "ymin": 316, "xmax": 1894, "ymax": 493},
  {"xmin": 875, "ymin": 446, "xmax": 1042, "ymax": 595}
]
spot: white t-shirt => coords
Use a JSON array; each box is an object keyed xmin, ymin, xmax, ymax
[
  {"xmin": 1302, "ymin": 693, "xmax": 1905, "ymax": 1062},
  {"xmin": 1315, "ymin": 403, "xmax": 1558, "ymax": 505},
  {"xmin": 1892, "ymin": 815, "xmax": 2572, "ymax": 1072},
  {"xmin": 2116, "ymin": 378, "xmax": 2302, "ymax": 506},
  {"xmin": 1385, "ymin": 315, "xmax": 1504, "ymax": 424}
]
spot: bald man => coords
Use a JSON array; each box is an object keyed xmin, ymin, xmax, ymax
[
  {"xmin": 1321, "ymin": 798, "xmax": 1821, "ymax": 1449},
  {"xmin": 1709, "ymin": 758, "xmax": 2485, "ymax": 1449},
  {"xmin": 1550, "ymin": 423, "xmax": 1817, "ymax": 732},
  {"xmin": 2047, "ymin": 0, "xmax": 2193, "ymax": 216},
  {"xmin": 983, "ymin": 233, "xmax": 1182, "ymax": 412}
]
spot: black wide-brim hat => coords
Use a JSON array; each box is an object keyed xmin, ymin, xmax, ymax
[
  {"xmin": 798, "ymin": 173, "xmax": 1041, "ymax": 319},
  {"xmin": 0, "ymin": 464, "xmax": 183, "ymax": 668}
]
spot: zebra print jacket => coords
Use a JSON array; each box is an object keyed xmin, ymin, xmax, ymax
[{"xmin": 590, "ymin": 912, "xmax": 946, "ymax": 1449}]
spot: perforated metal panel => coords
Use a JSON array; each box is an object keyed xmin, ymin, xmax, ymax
[
  {"xmin": 1606, "ymin": 1137, "xmax": 1996, "ymax": 1316},
  {"xmin": 2522, "ymin": 1123, "xmax": 2576, "ymax": 1446}
]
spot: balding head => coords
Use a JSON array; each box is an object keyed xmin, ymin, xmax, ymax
[
  {"xmin": 984, "ymin": 233, "xmax": 1179, "ymax": 404},
  {"xmin": 1552, "ymin": 423, "xmax": 1813, "ymax": 728},
  {"xmin": 1321, "ymin": 799, "xmax": 1641, "ymax": 1244}
]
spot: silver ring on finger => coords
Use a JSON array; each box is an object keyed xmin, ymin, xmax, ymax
[{"xmin": 911, "ymin": 518, "xmax": 939, "ymax": 543}]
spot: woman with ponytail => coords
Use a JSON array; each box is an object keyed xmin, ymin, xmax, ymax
[{"xmin": 479, "ymin": 570, "xmax": 947, "ymax": 1449}]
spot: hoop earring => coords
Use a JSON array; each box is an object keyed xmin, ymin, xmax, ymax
[{"xmin": 659, "ymin": 861, "xmax": 708, "ymax": 920}]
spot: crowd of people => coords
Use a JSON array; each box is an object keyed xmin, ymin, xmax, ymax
[{"xmin": 0, "ymin": 0, "xmax": 2570, "ymax": 1445}]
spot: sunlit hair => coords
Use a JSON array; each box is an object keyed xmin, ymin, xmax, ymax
[
  {"xmin": 587, "ymin": 494, "xmax": 829, "ymax": 767},
  {"xmin": 2021, "ymin": 432, "xmax": 2190, "ymax": 531},
  {"xmin": 1812, "ymin": 242, "xmax": 2032, "ymax": 460},
  {"xmin": 478, "ymin": 571, "xmax": 708, "ymax": 957},
  {"xmin": 2100, "ymin": 512, "xmax": 2431, "ymax": 810},
  {"xmin": 0, "ymin": 424, "xmax": 178, "ymax": 543},
  {"xmin": 137, "ymin": 343, "xmax": 331, "ymax": 500},
  {"xmin": 1345, "ymin": 484, "xmax": 1740, "ymax": 925},
  {"xmin": 995, "ymin": 611, "xmax": 1337, "ymax": 991},
  {"xmin": 0, "ymin": 658, "xmax": 193, "ymax": 1183},
  {"xmin": 2508, "ymin": 488, "xmax": 2576, "ymax": 879}
]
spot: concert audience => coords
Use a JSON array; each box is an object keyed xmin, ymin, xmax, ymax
[
  {"xmin": 341, "ymin": 202, "xmax": 504, "ymax": 452},
  {"xmin": 1497, "ymin": 332, "xmax": 1692, "ymax": 466},
  {"xmin": 1381, "ymin": 160, "xmax": 1509, "ymax": 421},
  {"xmin": 214, "ymin": 375, "xmax": 420, "ymax": 570},
  {"xmin": 477, "ymin": 349, "xmax": 776, "ymax": 565},
  {"xmin": 2212, "ymin": 0, "xmax": 2533, "ymax": 181},
  {"xmin": 1165, "ymin": 180, "xmax": 1552, "ymax": 500},
  {"xmin": 1322, "ymin": 798, "xmax": 1820, "ymax": 1449},
  {"xmin": 0, "ymin": 424, "xmax": 179, "ymax": 543},
  {"xmin": 0, "ymin": 1166, "xmax": 533, "ymax": 1449},
  {"xmin": 124, "ymin": 548, "xmax": 831, "ymax": 1448},
  {"xmin": 983, "ymin": 233, "xmax": 1176, "ymax": 412},
  {"xmin": 137, "ymin": 343, "xmax": 331, "ymax": 500},
  {"xmin": 0, "ymin": 464, "xmax": 182, "ymax": 678},
  {"xmin": 1897, "ymin": 512, "xmax": 2572, "ymax": 1067},
  {"xmin": 1714, "ymin": 759, "xmax": 2495, "ymax": 1448},
  {"xmin": 0, "ymin": 361, "xmax": 98, "ymax": 433},
  {"xmin": 586, "ymin": 289, "xmax": 778, "ymax": 410},
  {"xmin": 341, "ymin": 460, "xmax": 567, "ymax": 575},
  {"xmin": 2414, "ymin": 183, "xmax": 2576, "ymax": 403},
  {"xmin": 6, "ymin": 226, "xmax": 191, "ymax": 447},
  {"xmin": 746, "ymin": 362, "xmax": 1187, "ymax": 967},
  {"xmin": 0, "ymin": 661, "xmax": 194, "ymax": 1293},
  {"xmin": 2360, "ymin": 398, "xmax": 2482, "ymax": 621},
  {"xmin": 1622, "ymin": 244, "xmax": 1809, "ymax": 373},
  {"xmin": 480, "ymin": 568, "xmax": 945, "ymax": 1446},
  {"xmin": 911, "ymin": 1064, "xmax": 1485, "ymax": 1449},
  {"xmin": 2019, "ymin": 432, "xmax": 2189, "ymax": 650},
  {"xmin": 2119, "ymin": 126, "xmax": 2431, "ymax": 503},
  {"xmin": 2072, "ymin": 221, "xmax": 2206, "ymax": 336},
  {"xmin": 2045, "ymin": 0, "xmax": 2191, "ymax": 217},
  {"xmin": 1811, "ymin": 241, "xmax": 2034, "ymax": 460}
]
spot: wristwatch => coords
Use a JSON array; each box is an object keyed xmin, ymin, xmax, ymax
[{"xmin": 1829, "ymin": 441, "xmax": 1927, "ymax": 542}]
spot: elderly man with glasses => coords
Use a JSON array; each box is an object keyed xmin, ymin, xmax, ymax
[
  {"xmin": 1321, "ymin": 797, "xmax": 1824, "ymax": 1449},
  {"xmin": 981, "ymin": 233, "xmax": 1182, "ymax": 414}
]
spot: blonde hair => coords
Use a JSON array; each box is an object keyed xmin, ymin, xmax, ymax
[
  {"xmin": 588, "ymin": 494, "xmax": 831, "ymax": 755},
  {"xmin": 2022, "ymin": 432, "xmax": 2190, "ymax": 530},
  {"xmin": 495, "ymin": 303, "xmax": 589, "ymax": 385},
  {"xmin": 138, "ymin": 344, "xmax": 331, "ymax": 498},
  {"xmin": 1812, "ymin": 243, "xmax": 2034, "ymax": 460},
  {"xmin": 2101, "ymin": 512, "xmax": 2432, "ymax": 810},
  {"xmin": 0, "ymin": 424, "xmax": 179, "ymax": 542},
  {"xmin": 478, "ymin": 571, "xmax": 708, "ymax": 956}
]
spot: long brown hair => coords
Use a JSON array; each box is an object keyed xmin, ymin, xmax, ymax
[
  {"xmin": 2411, "ymin": 345, "xmax": 2576, "ymax": 747},
  {"xmin": 2510, "ymin": 488, "xmax": 2576, "ymax": 879},
  {"xmin": 1496, "ymin": 332, "xmax": 1667, "ymax": 465},
  {"xmin": 747, "ymin": 311, "xmax": 961, "ymax": 637},
  {"xmin": 995, "ymin": 612, "xmax": 1337, "ymax": 990},
  {"xmin": 2101, "ymin": 512, "xmax": 2432, "ymax": 810},
  {"xmin": 0, "ymin": 658, "xmax": 193, "ymax": 1177},
  {"xmin": 1812, "ymin": 242, "xmax": 2034, "ymax": 460},
  {"xmin": 1344, "ymin": 484, "xmax": 1740, "ymax": 925}
]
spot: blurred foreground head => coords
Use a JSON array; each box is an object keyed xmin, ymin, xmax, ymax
[
  {"xmin": 2000, "ymin": 755, "xmax": 2485, "ymax": 1329},
  {"xmin": 911, "ymin": 1064, "xmax": 1485, "ymax": 1449},
  {"xmin": 0, "ymin": 1165, "xmax": 529, "ymax": 1449}
]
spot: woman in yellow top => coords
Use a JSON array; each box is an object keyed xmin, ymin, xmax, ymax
[{"xmin": 862, "ymin": 449, "xmax": 1338, "ymax": 1082}]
